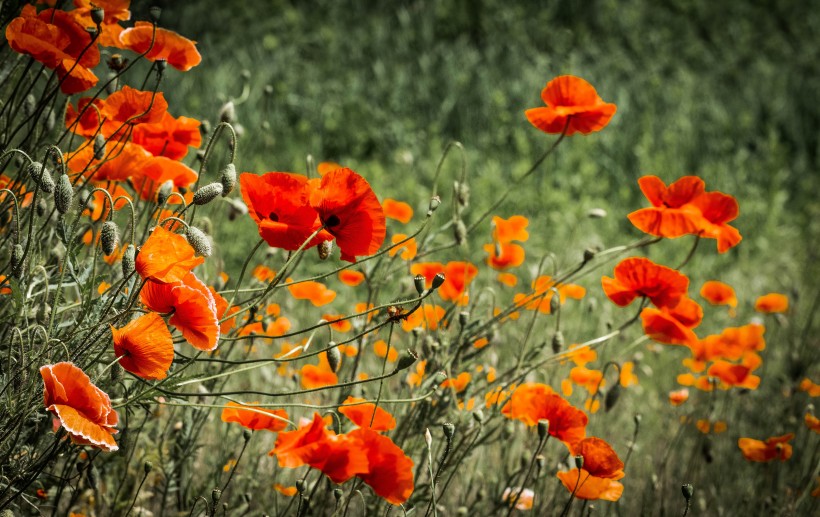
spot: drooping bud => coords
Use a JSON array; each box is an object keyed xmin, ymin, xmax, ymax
[
  {"xmin": 100, "ymin": 221, "xmax": 119, "ymax": 255},
  {"xmin": 27, "ymin": 162, "xmax": 54, "ymax": 193},
  {"xmin": 185, "ymin": 226, "xmax": 212, "ymax": 257},
  {"xmin": 193, "ymin": 182, "xmax": 223, "ymax": 205},
  {"xmin": 326, "ymin": 342, "xmax": 341, "ymax": 373},
  {"xmin": 90, "ymin": 6, "xmax": 104, "ymax": 25},
  {"xmin": 551, "ymin": 330, "xmax": 564, "ymax": 354},
  {"xmin": 219, "ymin": 163, "xmax": 236, "ymax": 196},
  {"xmin": 149, "ymin": 6, "xmax": 162, "ymax": 23},
  {"xmin": 454, "ymin": 181, "xmax": 470, "ymax": 208},
  {"xmin": 333, "ymin": 488, "xmax": 343, "ymax": 502},
  {"xmin": 458, "ymin": 311, "xmax": 469, "ymax": 328},
  {"xmin": 424, "ymin": 428, "xmax": 433, "ymax": 448},
  {"xmin": 549, "ymin": 290, "xmax": 561, "ymax": 314},
  {"xmin": 427, "ymin": 196, "xmax": 441, "ymax": 216},
  {"xmin": 442, "ymin": 422, "xmax": 455, "ymax": 441},
  {"xmin": 94, "ymin": 134, "xmax": 106, "ymax": 160},
  {"xmin": 583, "ymin": 248, "xmax": 596, "ymax": 263},
  {"xmin": 219, "ymin": 101, "xmax": 236, "ymax": 124},
  {"xmin": 243, "ymin": 429, "xmax": 252, "ymax": 442},
  {"xmin": 431, "ymin": 272, "xmax": 446, "ymax": 290},
  {"xmin": 156, "ymin": 180, "xmax": 173, "ymax": 206},
  {"xmin": 413, "ymin": 274, "xmax": 426, "ymax": 294},
  {"xmin": 396, "ymin": 351, "xmax": 417, "ymax": 372},
  {"xmin": 317, "ymin": 240, "xmax": 333, "ymax": 260},
  {"xmin": 11, "ymin": 243, "xmax": 25, "ymax": 278},
  {"xmin": 155, "ymin": 59, "xmax": 167, "ymax": 74},
  {"xmin": 454, "ymin": 219, "xmax": 467, "ymax": 245},
  {"xmin": 605, "ymin": 384, "xmax": 621, "ymax": 412},
  {"xmin": 122, "ymin": 244, "xmax": 136, "ymax": 276},
  {"xmin": 295, "ymin": 479, "xmax": 306, "ymax": 494},
  {"xmin": 54, "ymin": 173, "xmax": 73, "ymax": 214},
  {"xmin": 537, "ymin": 419, "xmax": 550, "ymax": 440}
]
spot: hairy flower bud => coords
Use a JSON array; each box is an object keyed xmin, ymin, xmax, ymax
[
  {"xmin": 54, "ymin": 173, "xmax": 73, "ymax": 214},
  {"xmin": 537, "ymin": 419, "xmax": 550, "ymax": 440},
  {"xmin": 326, "ymin": 342, "xmax": 341, "ymax": 373},
  {"xmin": 27, "ymin": 162, "xmax": 54, "ymax": 193},
  {"xmin": 220, "ymin": 163, "xmax": 237, "ymax": 196},
  {"xmin": 317, "ymin": 240, "xmax": 333, "ymax": 260},
  {"xmin": 122, "ymin": 244, "xmax": 136, "ymax": 276},
  {"xmin": 443, "ymin": 422, "xmax": 455, "ymax": 441},
  {"xmin": 185, "ymin": 226, "xmax": 211, "ymax": 257},
  {"xmin": 149, "ymin": 6, "xmax": 162, "ymax": 23},
  {"xmin": 100, "ymin": 221, "xmax": 119, "ymax": 255},
  {"xmin": 11, "ymin": 243, "xmax": 25, "ymax": 278},
  {"xmin": 193, "ymin": 182, "xmax": 223, "ymax": 205},
  {"xmin": 551, "ymin": 330, "xmax": 564, "ymax": 354},
  {"xmin": 605, "ymin": 384, "xmax": 621, "ymax": 412},
  {"xmin": 396, "ymin": 351, "xmax": 418, "ymax": 372},
  {"xmin": 427, "ymin": 195, "xmax": 441, "ymax": 216},
  {"xmin": 454, "ymin": 181, "xmax": 470, "ymax": 208},
  {"xmin": 94, "ymin": 134, "xmax": 106, "ymax": 160},
  {"xmin": 219, "ymin": 101, "xmax": 236, "ymax": 124},
  {"xmin": 156, "ymin": 180, "xmax": 174, "ymax": 206}
]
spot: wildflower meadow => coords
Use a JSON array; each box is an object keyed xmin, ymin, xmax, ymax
[{"xmin": 1, "ymin": 1, "xmax": 818, "ymax": 516}]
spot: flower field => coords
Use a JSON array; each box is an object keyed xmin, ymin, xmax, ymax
[{"xmin": 0, "ymin": 1, "xmax": 818, "ymax": 516}]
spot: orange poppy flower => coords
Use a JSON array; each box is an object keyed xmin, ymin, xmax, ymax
[
  {"xmin": 0, "ymin": 276, "xmax": 12, "ymax": 295},
  {"xmin": 754, "ymin": 293, "xmax": 789, "ymax": 313},
  {"xmin": 400, "ymin": 304, "xmax": 446, "ymax": 331},
  {"xmin": 388, "ymin": 234, "xmax": 417, "ymax": 260},
  {"xmin": 563, "ymin": 344, "xmax": 597, "ymax": 367},
  {"xmin": 119, "ymin": 21, "xmax": 202, "ymax": 71},
  {"xmin": 738, "ymin": 433, "xmax": 794, "ymax": 462},
  {"xmin": 406, "ymin": 359, "xmax": 426, "ymax": 387},
  {"xmin": 101, "ymin": 85, "xmax": 168, "ymax": 128},
  {"xmin": 695, "ymin": 323, "xmax": 765, "ymax": 363},
  {"xmin": 300, "ymin": 357, "xmax": 338, "ymax": 389},
  {"xmin": 602, "ymin": 257, "xmax": 689, "ymax": 309},
  {"xmin": 628, "ymin": 176, "xmax": 742, "ymax": 253},
  {"xmin": 410, "ymin": 261, "xmax": 477, "ymax": 302},
  {"xmin": 70, "ymin": 0, "xmax": 130, "ymax": 48},
  {"xmin": 66, "ymin": 140, "xmax": 153, "ymax": 182},
  {"xmin": 339, "ymin": 396, "xmax": 397, "ymax": 431},
  {"xmin": 65, "ymin": 98, "xmax": 105, "ymax": 138},
  {"xmin": 270, "ymin": 413, "xmax": 368, "ymax": 484},
  {"xmin": 322, "ymin": 314, "xmax": 352, "ymax": 332},
  {"xmin": 348, "ymin": 428, "xmax": 415, "ymax": 504},
  {"xmin": 497, "ymin": 272, "xmax": 518, "ymax": 287},
  {"xmin": 700, "ymin": 281, "xmax": 737, "ymax": 309},
  {"xmin": 557, "ymin": 437, "xmax": 624, "ymax": 501},
  {"xmin": 221, "ymin": 402, "xmax": 288, "ymax": 432},
  {"xmin": 373, "ymin": 340, "xmax": 398, "ymax": 362},
  {"xmin": 132, "ymin": 112, "xmax": 202, "ymax": 160},
  {"xmin": 570, "ymin": 367, "xmax": 604, "ymax": 395},
  {"xmin": 492, "ymin": 215, "xmax": 529, "ymax": 243},
  {"xmin": 502, "ymin": 487, "xmax": 534, "ymax": 510},
  {"xmin": 134, "ymin": 156, "xmax": 199, "ymax": 200},
  {"xmin": 668, "ymin": 388, "xmax": 689, "ymax": 406},
  {"xmin": 135, "ymin": 226, "xmax": 204, "ymax": 284},
  {"xmin": 111, "ymin": 312, "xmax": 174, "ymax": 380},
  {"xmin": 640, "ymin": 307, "xmax": 698, "ymax": 346},
  {"xmin": 240, "ymin": 172, "xmax": 332, "ymax": 251},
  {"xmin": 501, "ymin": 383, "xmax": 588, "ymax": 446},
  {"xmin": 0, "ymin": 174, "xmax": 32, "ymax": 208},
  {"xmin": 34, "ymin": 7, "xmax": 100, "ymax": 67},
  {"xmin": 484, "ymin": 242, "xmax": 525, "ymax": 270},
  {"xmin": 525, "ymin": 75, "xmax": 616, "ymax": 136},
  {"xmin": 514, "ymin": 276, "xmax": 586, "ymax": 314},
  {"xmin": 288, "ymin": 280, "xmax": 336, "ymax": 307},
  {"xmin": 140, "ymin": 272, "xmax": 220, "ymax": 351},
  {"xmin": 209, "ymin": 287, "xmax": 238, "ymax": 334},
  {"xmin": 441, "ymin": 372, "xmax": 472, "ymax": 393},
  {"xmin": 40, "ymin": 362, "xmax": 119, "ymax": 451},
  {"xmin": 805, "ymin": 413, "xmax": 820, "ymax": 434},
  {"xmin": 317, "ymin": 161, "xmax": 344, "ymax": 175},
  {"xmin": 799, "ymin": 378, "xmax": 820, "ymax": 397},
  {"xmin": 383, "ymin": 198, "xmax": 413, "ymax": 223},
  {"xmin": 309, "ymin": 168, "xmax": 386, "ymax": 262},
  {"xmin": 338, "ymin": 270, "xmax": 365, "ymax": 286},
  {"xmin": 274, "ymin": 484, "xmax": 298, "ymax": 497},
  {"xmin": 707, "ymin": 358, "xmax": 761, "ymax": 390},
  {"xmin": 665, "ymin": 296, "xmax": 704, "ymax": 329},
  {"xmin": 252, "ymin": 265, "xmax": 277, "ymax": 283},
  {"xmin": 55, "ymin": 57, "xmax": 98, "ymax": 94}
]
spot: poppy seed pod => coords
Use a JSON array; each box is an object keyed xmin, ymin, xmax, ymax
[
  {"xmin": 122, "ymin": 244, "xmax": 136, "ymax": 276},
  {"xmin": 317, "ymin": 240, "xmax": 333, "ymax": 260},
  {"xmin": 185, "ymin": 226, "xmax": 211, "ymax": 257},
  {"xmin": 537, "ymin": 419, "xmax": 550, "ymax": 440},
  {"xmin": 431, "ymin": 272, "xmax": 446, "ymax": 291},
  {"xmin": 211, "ymin": 488, "xmax": 222, "ymax": 509},
  {"xmin": 682, "ymin": 484, "xmax": 694, "ymax": 500},
  {"xmin": 427, "ymin": 195, "xmax": 441, "ymax": 215},
  {"xmin": 94, "ymin": 134, "xmax": 106, "ymax": 160},
  {"xmin": 574, "ymin": 455, "xmax": 584, "ymax": 469},
  {"xmin": 413, "ymin": 274, "xmax": 426, "ymax": 295},
  {"xmin": 295, "ymin": 480, "xmax": 306, "ymax": 494},
  {"xmin": 11, "ymin": 243, "xmax": 24, "ymax": 278},
  {"xmin": 396, "ymin": 351, "xmax": 417, "ymax": 372},
  {"xmin": 27, "ymin": 162, "xmax": 54, "ymax": 193},
  {"xmin": 149, "ymin": 6, "xmax": 162, "ymax": 22},
  {"xmin": 54, "ymin": 173, "xmax": 73, "ymax": 214},
  {"xmin": 90, "ymin": 6, "xmax": 104, "ymax": 25},
  {"xmin": 605, "ymin": 384, "xmax": 621, "ymax": 412},
  {"xmin": 193, "ymin": 183, "xmax": 223, "ymax": 205},
  {"xmin": 100, "ymin": 221, "xmax": 119, "ymax": 255},
  {"xmin": 443, "ymin": 422, "xmax": 455, "ymax": 441},
  {"xmin": 219, "ymin": 163, "xmax": 236, "ymax": 196},
  {"xmin": 326, "ymin": 343, "xmax": 341, "ymax": 373},
  {"xmin": 458, "ymin": 311, "xmax": 469, "ymax": 327},
  {"xmin": 143, "ymin": 461, "xmax": 153, "ymax": 474}
]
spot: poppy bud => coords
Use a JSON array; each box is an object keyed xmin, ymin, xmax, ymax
[
  {"xmin": 333, "ymin": 488, "xmax": 343, "ymax": 502},
  {"xmin": 317, "ymin": 240, "xmax": 333, "ymax": 260},
  {"xmin": 149, "ymin": 6, "xmax": 162, "ymax": 22},
  {"xmin": 156, "ymin": 180, "xmax": 173, "ymax": 206},
  {"xmin": 681, "ymin": 484, "xmax": 694, "ymax": 500},
  {"xmin": 396, "ymin": 351, "xmax": 417, "ymax": 372},
  {"xmin": 537, "ymin": 419, "xmax": 550, "ymax": 440},
  {"xmin": 220, "ymin": 163, "xmax": 236, "ymax": 196},
  {"xmin": 107, "ymin": 54, "xmax": 126, "ymax": 72},
  {"xmin": 100, "ymin": 221, "xmax": 119, "ymax": 256},
  {"xmin": 122, "ymin": 244, "xmax": 136, "ymax": 276},
  {"xmin": 442, "ymin": 422, "xmax": 455, "ymax": 441},
  {"xmin": 551, "ymin": 331, "xmax": 564, "ymax": 354},
  {"xmin": 605, "ymin": 384, "xmax": 621, "ymax": 412},
  {"xmin": 211, "ymin": 488, "xmax": 222, "ymax": 509},
  {"xmin": 111, "ymin": 363, "xmax": 122, "ymax": 382},
  {"xmin": 185, "ymin": 226, "xmax": 212, "ymax": 257},
  {"xmin": 11, "ymin": 243, "xmax": 25, "ymax": 278},
  {"xmin": 431, "ymin": 272, "xmax": 446, "ymax": 291},
  {"xmin": 472, "ymin": 410, "xmax": 484, "ymax": 424},
  {"xmin": 549, "ymin": 290, "xmax": 561, "ymax": 314},
  {"xmin": 634, "ymin": 413, "xmax": 642, "ymax": 427},
  {"xmin": 456, "ymin": 181, "xmax": 470, "ymax": 208},
  {"xmin": 27, "ymin": 162, "xmax": 54, "ymax": 193},
  {"xmin": 243, "ymin": 429, "xmax": 252, "ymax": 442},
  {"xmin": 427, "ymin": 196, "xmax": 441, "ymax": 215},
  {"xmin": 454, "ymin": 219, "xmax": 467, "ymax": 245},
  {"xmin": 219, "ymin": 101, "xmax": 236, "ymax": 124},
  {"xmin": 155, "ymin": 59, "xmax": 167, "ymax": 75},
  {"xmin": 92, "ymin": 134, "xmax": 106, "ymax": 160},
  {"xmin": 144, "ymin": 460, "xmax": 153, "ymax": 474},
  {"xmin": 587, "ymin": 208, "xmax": 607, "ymax": 219},
  {"xmin": 413, "ymin": 274, "xmax": 426, "ymax": 294},
  {"xmin": 295, "ymin": 480, "xmax": 306, "ymax": 494},
  {"xmin": 91, "ymin": 6, "xmax": 104, "ymax": 25},
  {"xmin": 193, "ymin": 183, "xmax": 223, "ymax": 205},
  {"xmin": 458, "ymin": 311, "xmax": 469, "ymax": 327},
  {"xmin": 583, "ymin": 248, "xmax": 596, "ymax": 263},
  {"xmin": 424, "ymin": 428, "xmax": 433, "ymax": 448},
  {"xmin": 574, "ymin": 455, "xmax": 584, "ymax": 469},
  {"xmin": 54, "ymin": 173, "xmax": 73, "ymax": 215},
  {"xmin": 326, "ymin": 343, "xmax": 341, "ymax": 373}
]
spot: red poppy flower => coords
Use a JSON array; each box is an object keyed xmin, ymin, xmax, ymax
[
  {"xmin": 270, "ymin": 413, "xmax": 368, "ymax": 484},
  {"xmin": 628, "ymin": 176, "xmax": 742, "ymax": 253},
  {"xmin": 754, "ymin": 293, "xmax": 789, "ymax": 313},
  {"xmin": 135, "ymin": 226, "xmax": 204, "ymax": 284},
  {"xmin": 111, "ymin": 312, "xmax": 174, "ymax": 380},
  {"xmin": 514, "ymin": 276, "xmax": 586, "ymax": 314},
  {"xmin": 309, "ymin": 168, "xmax": 386, "ymax": 262},
  {"xmin": 240, "ymin": 172, "xmax": 333, "ymax": 251},
  {"xmin": 34, "ymin": 7, "xmax": 100, "ymax": 68},
  {"xmin": 697, "ymin": 323, "xmax": 765, "ymax": 362},
  {"xmin": 440, "ymin": 372, "xmax": 472, "ymax": 393},
  {"xmin": 132, "ymin": 112, "xmax": 202, "ymax": 160},
  {"xmin": 40, "ymin": 362, "xmax": 119, "ymax": 451},
  {"xmin": 300, "ymin": 353, "xmax": 338, "ymax": 389},
  {"xmin": 140, "ymin": 272, "xmax": 219, "ymax": 351},
  {"xmin": 373, "ymin": 340, "xmax": 398, "ymax": 361},
  {"xmin": 410, "ymin": 261, "xmax": 477, "ymax": 302},
  {"xmin": 668, "ymin": 388, "xmax": 689, "ymax": 406},
  {"xmin": 400, "ymin": 304, "xmax": 446, "ymax": 332},
  {"xmin": 209, "ymin": 287, "xmax": 238, "ymax": 334},
  {"xmin": 134, "ymin": 156, "xmax": 198, "ymax": 200},
  {"xmin": 738, "ymin": 434, "xmax": 794, "ymax": 462},
  {"xmin": 119, "ymin": 21, "xmax": 202, "ymax": 71},
  {"xmin": 339, "ymin": 396, "xmax": 396, "ymax": 431},
  {"xmin": 707, "ymin": 356, "xmax": 761, "ymax": 390},
  {"xmin": 221, "ymin": 402, "xmax": 288, "ymax": 432},
  {"xmin": 602, "ymin": 257, "xmax": 689, "ymax": 309},
  {"xmin": 640, "ymin": 307, "xmax": 698, "ymax": 346},
  {"xmin": 66, "ymin": 140, "xmax": 153, "ymax": 182},
  {"xmin": 501, "ymin": 383, "xmax": 588, "ymax": 446},
  {"xmin": 349, "ymin": 428, "xmax": 415, "ymax": 504},
  {"xmin": 525, "ymin": 75, "xmax": 617, "ymax": 135},
  {"xmin": 799, "ymin": 378, "xmax": 820, "ymax": 397},
  {"xmin": 383, "ymin": 198, "xmax": 413, "ymax": 223},
  {"xmin": 700, "ymin": 280, "xmax": 737, "ymax": 309},
  {"xmin": 65, "ymin": 98, "xmax": 105, "ymax": 138},
  {"xmin": 556, "ymin": 437, "xmax": 624, "ymax": 501},
  {"xmin": 101, "ymin": 85, "xmax": 168, "ymax": 128}
]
